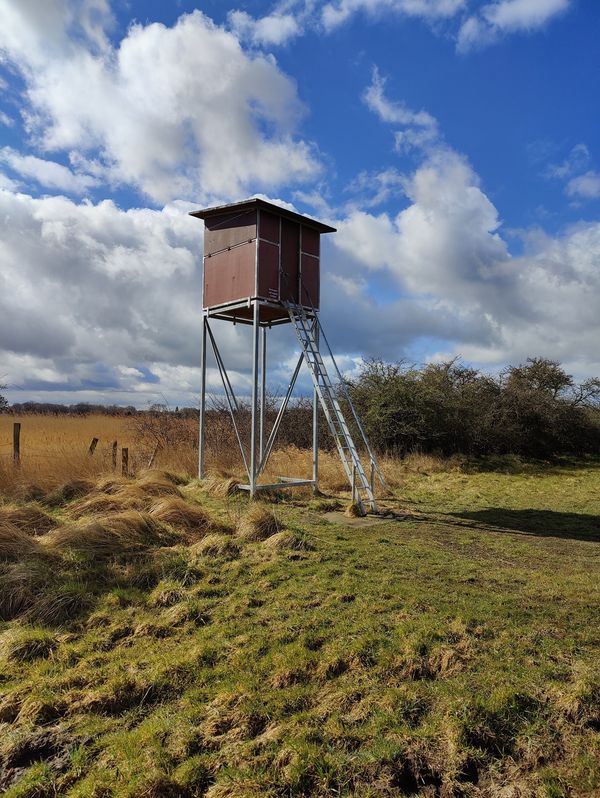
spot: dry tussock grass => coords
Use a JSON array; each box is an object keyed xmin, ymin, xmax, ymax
[
  {"xmin": 236, "ymin": 505, "xmax": 280, "ymax": 542},
  {"xmin": 66, "ymin": 492, "xmax": 146, "ymax": 518},
  {"xmin": 43, "ymin": 478, "xmax": 96, "ymax": 507},
  {"xmin": 45, "ymin": 511, "xmax": 175, "ymax": 557},
  {"xmin": 192, "ymin": 534, "xmax": 240, "ymax": 559},
  {"xmin": 135, "ymin": 474, "xmax": 183, "ymax": 497},
  {"xmin": 0, "ymin": 561, "xmax": 47, "ymax": 621},
  {"xmin": 261, "ymin": 530, "xmax": 311, "ymax": 551},
  {"xmin": 0, "ymin": 504, "xmax": 55, "ymax": 535},
  {"xmin": 0, "ymin": 627, "xmax": 59, "ymax": 663},
  {"xmin": 149, "ymin": 497, "xmax": 213, "ymax": 538},
  {"xmin": 0, "ymin": 520, "xmax": 42, "ymax": 560},
  {"xmin": 203, "ymin": 475, "xmax": 240, "ymax": 497}
]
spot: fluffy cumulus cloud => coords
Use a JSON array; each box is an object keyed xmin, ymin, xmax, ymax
[
  {"xmin": 566, "ymin": 172, "xmax": 600, "ymax": 201},
  {"xmin": 458, "ymin": 0, "xmax": 571, "ymax": 52},
  {"xmin": 329, "ymin": 152, "xmax": 600, "ymax": 373},
  {"xmin": 0, "ymin": 3, "xmax": 319, "ymax": 203},
  {"xmin": 2, "ymin": 1, "xmax": 600, "ymax": 408},
  {"xmin": 0, "ymin": 187, "xmax": 220, "ymax": 404}
]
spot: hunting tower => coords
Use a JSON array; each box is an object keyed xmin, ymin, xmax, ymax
[{"xmin": 190, "ymin": 198, "xmax": 384, "ymax": 514}]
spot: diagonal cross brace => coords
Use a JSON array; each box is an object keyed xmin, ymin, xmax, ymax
[{"xmin": 205, "ymin": 320, "xmax": 250, "ymax": 479}]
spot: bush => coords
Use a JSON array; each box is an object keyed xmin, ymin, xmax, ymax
[{"xmin": 346, "ymin": 357, "xmax": 600, "ymax": 458}]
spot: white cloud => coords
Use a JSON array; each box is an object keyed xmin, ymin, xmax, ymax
[
  {"xmin": 364, "ymin": 66, "xmax": 437, "ymax": 128},
  {"xmin": 0, "ymin": 110, "xmax": 14, "ymax": 127},
  {"xmin": 0, "ymin": 147, "xmax": 100, "ymax": 193},
  {"xmin": 566, "ymin": 171, "xmax": 600, "ymax": 201},
  {"xmin": 228, "ymin": 10, "xmax": 301, "ymax": 45},
  {"xmin": 363, "ymin": 65, "xmax": 441, "ymax": 158},
  {"xmin": 545, "ymin": 143, "xmax": 590, "ymax": 180},
  {"xmin": 329, "ymin": 149, "xmax": 600, "ymax": 375},
  {"xmin": 0, "ymin": 6, "xmax": 320, "ymax": 204},
  {"xmin": 544, "ymin": 144, "xmax": 600, "ymax": 202},
  {"xmin": 321, "ymin": 0, "xmax": 465, "ymax": 31},
  {"xmin": 458, "ymin": 0, "xmax": 571, "ymax": 52}
]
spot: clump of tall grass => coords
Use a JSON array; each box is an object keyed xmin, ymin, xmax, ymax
[
  {"xmin": 0, "ymin": 504, "xmax": 55, "ymax": 536},
  {"xmin": 192, "ymin": 534, "xmax": 240, "ymax": 559},
  {"xmin": 0, "ymin": 627, "xmax": 59, "ymax": 663},
  {"xmin": 203, "ymin": 475, "xmax": 240, "ymax": 497},
  {"xmin": 148, "ymin": 497, "xmax": 214, "ymax": 538},
  {"xmin": 261, "ymin": 530, "xmax": 312, "ymax": 551},
  {"xmin": 45, "ymin": 512, "xmax": 176, "ymax": 557},
  {"xmin": 0, "ymin": 520, "xmax": 42, "ymax": 560},
  {"xmin": 43, "ymin": 478, "xmax": 95, "ymax": 508},
  {"xmin": 236, "ymin": 505, "xmax": 280, "ymax": 542}
]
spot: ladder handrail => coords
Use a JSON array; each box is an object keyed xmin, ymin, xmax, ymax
[
  {"xmin": 285, "ymin": 301, "xmax": 377, "ymax": 513},
  {"xmin": 294, "ymin": 286, "xmax": 386, "ymax": 490}
]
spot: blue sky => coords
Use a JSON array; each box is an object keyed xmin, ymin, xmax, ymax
[{"xmin": 1, "ymin": 0, "xmax": 599, "ymax": 407}]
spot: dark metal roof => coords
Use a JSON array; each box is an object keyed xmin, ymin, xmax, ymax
[{"xmin": 189, "ymin": 197, "xmax": 336, "ymax": 234}]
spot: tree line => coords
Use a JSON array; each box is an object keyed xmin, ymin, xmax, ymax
[
  {"xmin": 345, "ymin": 357, "xmax": 600, "ymax": 459},
  {"xmin": 3, "ymin": 357, "xmax": 600, "ymax": 459}
]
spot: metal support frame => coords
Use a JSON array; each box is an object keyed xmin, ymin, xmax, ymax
[
  {"xmin": 205, "ymin": 319, "xmax": 250, "ymax": 478},
  {"xmin": 198, "ymin": 314, "xmax": 207, "ymax": 479},
  {"xmin": 259, "ymin": 326, "xmax": 267, "ymax": 464},
  {"xmin": 249, "ymin": 300, "xmax": 260, "ymax": 496},
  {"xmin": 197, "ymin": 298, "xmax": 320, "ymax": 496},
  {"xmin": 312, "ymin": 318, "xmax": 319, "ymax": 494}
]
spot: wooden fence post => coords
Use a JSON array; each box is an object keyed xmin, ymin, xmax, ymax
[
  {"xmin": 88, "ymin": 437, "xmax": 99, "ymax": 456},
  {"xmin": 112, "ymin": 441, "xmax": 118, "ymax": 470},
  {"xmin": 122, "ymin": 447, "xmax": 129, "ymax": 477},
  {"xmin": 13, "ymin": 422, "xmax": 20, "ymax": 466}
]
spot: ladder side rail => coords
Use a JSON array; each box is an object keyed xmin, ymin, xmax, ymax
[
  {"xmin": 287, "ymin": 304, "xmax": 370, "ymax": 510},
  {"xmin": 314, "ymin": 312, "xmax": 386, "ymax": 489},
  {"xmin": 286, "ymin": 306, "xmax": 356, "ymax": 485},
  {"xmin": 296, "ymin": 287, "xmax": 385, "ymax": 489}
]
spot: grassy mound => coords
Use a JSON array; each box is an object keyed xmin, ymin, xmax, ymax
[
  {"xmin": 236, "ymin": 504, "xmax": 280, "ymax": 541},
  {"xmin": 46, "ymin": 512, "xmax": 175, "ymax": 557},
  {"xmin": 0, "ymin": 505, "xmax": 55, "ymax": 536},
  {"xmin": 42, "ymin": 479, "xmax": 95, "ymax": 508},
  {"xmin": 192, "ymin": 534, "xmax": 240, "ymax": 559},
  {"xmin": 149, "ymin": 497, "xmax": 213, "ymax": 538},
  {"xmin": 0, "ymin": 520, "xmax": 42, "ymax": 560}
]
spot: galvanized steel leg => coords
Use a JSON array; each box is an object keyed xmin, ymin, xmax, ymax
[
  {"xmin": 259, "ymin": 326, "xmax": 267, "ymax": 464},
  {"xmin": 198, "ymin": 314, "xmax": 207, "ymax": 479},
  {"xmin": 250, "ymin": 301, "xmax": 260, "ymax": 497},
  {"xmin": 312, "ymin": 318, "xmax": 319, "ymax": 494}
]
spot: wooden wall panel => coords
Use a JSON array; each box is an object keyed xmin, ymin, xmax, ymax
[
  {"xmin": 203, "ymin": 241, "xmax": 256, "ymax": 308},
  {"xmin": 258, "ymin": 240, "xmax": 279, "ymax": 301},
  {"xmin": 204, "ymin": 210, "xmax": 257, "ymax": 256}
]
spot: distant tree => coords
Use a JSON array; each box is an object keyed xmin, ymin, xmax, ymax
[{"xmin": 0, "ymin": 385, "xmax": 7, "ymax": 411}]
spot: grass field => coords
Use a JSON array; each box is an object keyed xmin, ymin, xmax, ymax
[{"xmin": 1, "ymin": 417, "xmax": 600, "ymax": 796}]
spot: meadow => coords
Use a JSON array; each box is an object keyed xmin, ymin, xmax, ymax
[{"xmin": 1, "ymin": 414, "xmax": 599, "ymax": 797}]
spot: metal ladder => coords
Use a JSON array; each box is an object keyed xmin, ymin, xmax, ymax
[{"xmin": 286, "ymin": 302, "xmax": 383, "ymax": 514}]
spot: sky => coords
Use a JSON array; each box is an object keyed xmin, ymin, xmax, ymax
[{"xmin": 1, "ymin": 0, "xmax": 599, "ymax": 408}]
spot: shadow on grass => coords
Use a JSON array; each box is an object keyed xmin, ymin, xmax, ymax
[
  {"xmin": 460, "ymin": 454, "xmax": 600, "ymax": 476},
  {"xmin": 450, "ymin": 508, "xmax": 600, "ymax": 542}
]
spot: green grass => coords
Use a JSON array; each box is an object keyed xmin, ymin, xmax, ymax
[{"xmin": 1, "ymin": 461, "xmax": 600, "ymax": 796}]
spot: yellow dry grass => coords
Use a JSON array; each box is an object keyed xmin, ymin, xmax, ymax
[
  {"xmin": 45, "ymin": 511, "xmax": 174, "ymax": 557},
  {"xmin": 236, "ymin": 504, "xmax": 280, "ymax": 542},
  {"xmin": 0, "ymin": 412, "xmax": 408, "ymax": 502}
]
